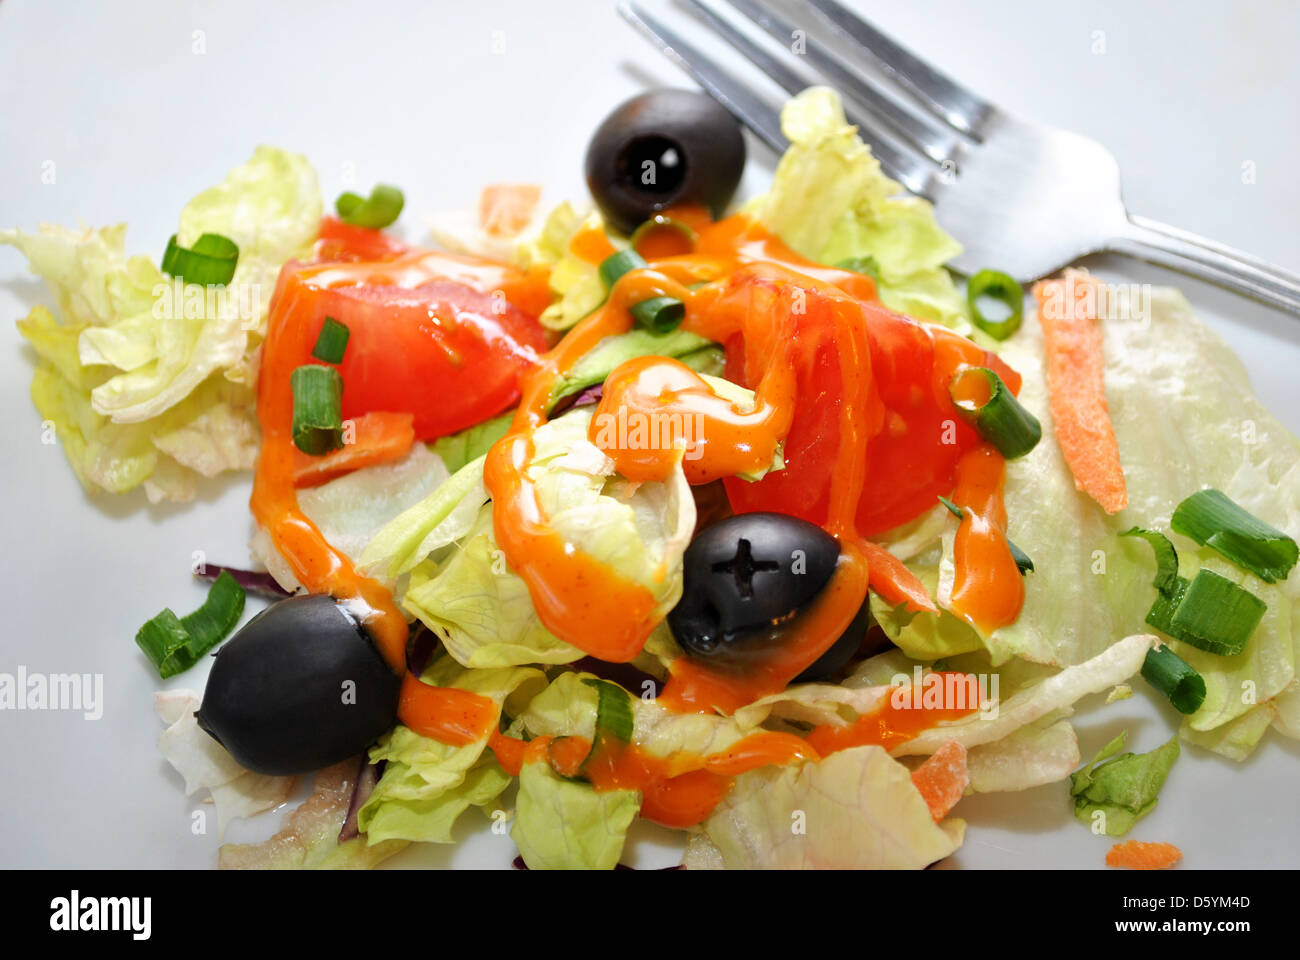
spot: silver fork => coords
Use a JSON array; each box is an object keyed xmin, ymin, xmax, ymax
[{"xmin": 620, "ymin": 0, "xmax": 1300, "ymax": 315}]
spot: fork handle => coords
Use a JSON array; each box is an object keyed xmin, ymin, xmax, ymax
[{"xmin": 1107, "ymin": 215, "xmax": 1300, "ymax": 315}]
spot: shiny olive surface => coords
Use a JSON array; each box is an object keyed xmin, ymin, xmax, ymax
[
  {"xmin": 196, "ymin": 594, "xmax": 400, "ymax": 775},
  {"xmin": 668, "ymin": 512, "xmax": 844, "ymax": 667},
  {"xmin": 584, "ymin": 89, "xmax": 746, "ymax": 235}
]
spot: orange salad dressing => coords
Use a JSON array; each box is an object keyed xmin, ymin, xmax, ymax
[
  {"xmin": 253, "ymin": 212, "xmax": 1020, "ymax": 829},
  {"xmin": 947, "ymin": 443, "xmax": 1025, "ymax": 633}
]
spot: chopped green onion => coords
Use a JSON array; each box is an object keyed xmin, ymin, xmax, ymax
[
  {"xmin": 1144, "ymin": 575, "xmax": 1189, "ymax": 636},
  {"xmin": 598, "ymin": 249, "xmax": 648, "ymax": 291},
  {"xmin": 335, "ymin": 184, "xmax": 404, "ymax": 229},
  {"xmin": 630, "ymin": 215, "xmax": 697, "ymax": 256},
  {"xmin": 948, "ymin": 366, "xmax": 1041, "ymax": 459},
  {"xmin": 936, "ymin": 495, "xmax": 1033, "ymax": 574},
  {"xmin": 1171, "ymin": 489, "xmax": 1297, "ymax": 584},
  {"xmin": 582, "ymin": 678, "xmax": 634, "ymax": 744},
  {"xmin": 135, "ymin": 610, "xmax": 190, "ymax": 679},
  {"xmin": 290, "ymin": 365, "xmax": 344, "ymax": 455},
  {"xmin": 161, "ymin": 232, "xmax": 239, "ymax": 285},
  {"xmin": 966, "ymin": 269, "xmax": 1024, "ymax": 340},
  {"xmin": 1141, "ymin": 643, "xmax": 1206, "ymax": 715},
  {"xmin": 835, "ymin": 255, "xmax": 880, "ymax": 280},
  {"xmin": 1166, "ymin": 569, "xmax": 1266, "ymax": 656},
  {"xmin": 630, "ymin": 296, "xmax": 685, "ymax": 334},
  {"xmin": 311, "ymin": 316, "xmax": 351, "ymax": 365},
  {"xmin": 135, "ymin": 570, "xmax": 246, "ymax": 678},
  {"xmin": 1121, "ymin": 527, "xmax": 1181, "ymax": 596}
]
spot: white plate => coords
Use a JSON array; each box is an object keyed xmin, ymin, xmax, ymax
[{"xmin": 1, "ymin": 0, "xmax": 1297, "ymax": 869}]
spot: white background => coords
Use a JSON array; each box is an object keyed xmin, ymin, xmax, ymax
[{"xmin": 1, "ymin": 0, "xmax": 1297, "ymax": 868}]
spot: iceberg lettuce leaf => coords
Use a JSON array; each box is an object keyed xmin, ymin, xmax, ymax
[
  {"xmin": 699, "ymin": 745, "xmax": 964, "ymax": 869},
  {"xmin": 512, "ymin": 757, "xmax": 640, "ymax": 869},
  {"xmin": 749, "ymin": 87, "xmax": 967, "ymax": 327}
]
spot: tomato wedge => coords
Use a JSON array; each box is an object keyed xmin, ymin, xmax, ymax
[
  {"xmin": 268, "ymin": 247, "xmax": 550, "ymax": 442},
  {"xmin": 723, "ymin": 298, "xmax": 1019, "ymax": 537}
]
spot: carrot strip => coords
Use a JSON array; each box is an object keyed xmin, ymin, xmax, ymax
[
  {"xmin": 292, "ymin": 410, "xmax": 415, "ymax": 488},
  {"xmin": 910, "ymin": 739, "xmax": 968, "ymax": 822},
  {"xmin": 479, "ymin": 184, "xmax": 542, "ymax": 238},
  {"xmin": 863, "ymin": 540, "xmax": 937, "ymax": 614},
  {"xmin": 1106, "ymin": 840, "xmax": 1183, "ymax": 870},
  {"xmin": 1032, "ymin": 270, "xmax": 1128, "ymax": 514}
]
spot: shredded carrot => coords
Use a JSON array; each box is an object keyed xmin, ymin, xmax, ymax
[
  {"xmin": 292, "ymin": 410, "xmax": 416, "ymax": 488},
  {"xmin": 910, "ymin": 739, "xmax": 968, "ymax": 822},
  {"xmin": 863, "ymin": 540, "xmax": 937, "ymax": 614},
  {"xmin": 1106, "ymin": 840, "xmax": 1183, "ymax": 870},
  {"xmin": 1032, "ymin": 269, "xmax": 1128, "ymax": 514},
  {"xmin": 479, "ymin": 184, "xmax": 542, "ymax": 238}
]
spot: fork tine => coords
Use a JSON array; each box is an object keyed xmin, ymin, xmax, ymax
[
  {"xmin": 680, "ymin": 0, "xmax": 936, "ymax": 197},
  {"xmin": 619, "ymin": 2, "xmax": 788, "ymax": 153},
  {"xmin": 800, "ymin": 0, "xmax": 994, "ymax": 138},
  {"xmin": 722, "ymin": 0, "xmax": 962, "ymax": 166}
]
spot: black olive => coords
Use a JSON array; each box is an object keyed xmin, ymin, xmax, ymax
[
  {"xmin": 792, "ymin": 599, "xmax": 872, "ymax": 683},
  {"xmin": 196, "ymin": 595, "xmax": 401, "ymax": 775},
  {"xmin": 585, "ymin": 89, "xmax": 746, "ymax": 235},
  {"xmin": 668, "ymin": 512, "xmax": 842, "ymax": 668}
]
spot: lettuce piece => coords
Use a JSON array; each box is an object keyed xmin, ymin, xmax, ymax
[
  {"xmin": 248, "ymin": 444, "xmax": 446, "ymax": 593},
  {"xmin": 965, "ymin": 717, "xmax": 1080, "ymax": 793},
  {"xmin": 699, "ymin": 745, "xmax": 964, "ymax": 869},
  {"xmin": 749, "ymin": 87, "xmax": 967, "ymax": 328},
  {"xmin": 219, "ymin": 760, "xmax": 406, "ymax": 870},
  {"xmin": 22, "ymin": 304, "xmax": 261, "ymax": 501},
  {"xmin": 1070, "ymin": 732, "xmax": 1179, "ymax": 836},
  {"xmin": 155, "ymin": 690, "xmax": 296, "ymax": 839},
  {"xmin": 538, "ymin": 210, "xmax": 612, "ymax": 331},
  {"xmin": 403, "ymin": 509, "xmax": 587, "ymax": 666},
  {"xmin": 512, "ymin": 757, "xmax": 640, "ymax": 869},
  {"xmin": 1180, "ymin": 703, "xmax": 1276, "ymax": 761},
  {"xmin": 359, "ymin": 454, "xmax": 489, "ymax": 581},
  {"xmin": 521, "ymin": 670, "xmax": 753, "ymax": 765},
  {"xmin": 394, "ymin": 408, "xmax": 696, "ymax": 667},
  {"xmin": 976, "ymin": 285, "xmax": 1300, "ymax": 756},
  {"xmin": 869, "ymin": 555, "xmax": 984, "ymax": 661},
  {"xmin": 429, "ymin": 413, "xmax": 513, "ymax": 474},
  {"xmin": 358, "ymin": 655, "xmax": 545, "ymax": 845},
  {"xmin": 4, "ymin": 146, "xmax": 320, "ymax": 499},
  {"xmin": 890, "ymin": 633, "xmax": 1155, "ymax": 757}
]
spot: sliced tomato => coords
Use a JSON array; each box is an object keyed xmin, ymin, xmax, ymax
[
  {"xmin": 267, "ymin": 249, "xmax": 549, "ymax": 442},
  {"xmin": 724, "ymin": 297, "xmax": 1015, "ymax": 537}
]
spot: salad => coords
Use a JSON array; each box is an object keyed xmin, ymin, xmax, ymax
[{"xmin": 6, "ymin": 86, "xmax": 1299, "ymax": 871}]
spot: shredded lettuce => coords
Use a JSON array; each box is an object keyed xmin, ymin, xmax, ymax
[
  {"xmin": 254, "ymin": 445, "xmax": 449, "ymax": 593},
  {"xmin": 536, "ymin": 210, "xmax": 611, "ymax": 331},
  {"xmin": 749, "ymin": 87, "xmax": 967, "ymax": 328},
  {"xmin": 219, "ymin": 759, "xmax": 406, "ymax": 870},
  {"xmin": 512, "ymin": 757, "xmax": 640, "ymax": 869},
  {"xmin": 698, "ymin": 745, "xmax": 964, "ymax": 869},
  {"xmin": 5, "ymin": 146, "xmax": 321, "ymax": 499},
  {"xmin": 373, "ymin": 408, "xmax": 696, "ymax": 667},
  {"xmin": 1070, "ymin": 732, "xmax": 1180, "ymax": 836},
  {"xmin": 358, "ymin": 655, "xmax": 545, "ymax": 845}
]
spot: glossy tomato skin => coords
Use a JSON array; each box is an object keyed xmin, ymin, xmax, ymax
[
  {"xmin": 269, "ymin": 250, "xmax": 548, "ymax": 442},
  {"xmin": 723, "ymin": 299, "xmax": 999, "ymax": 537}
]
